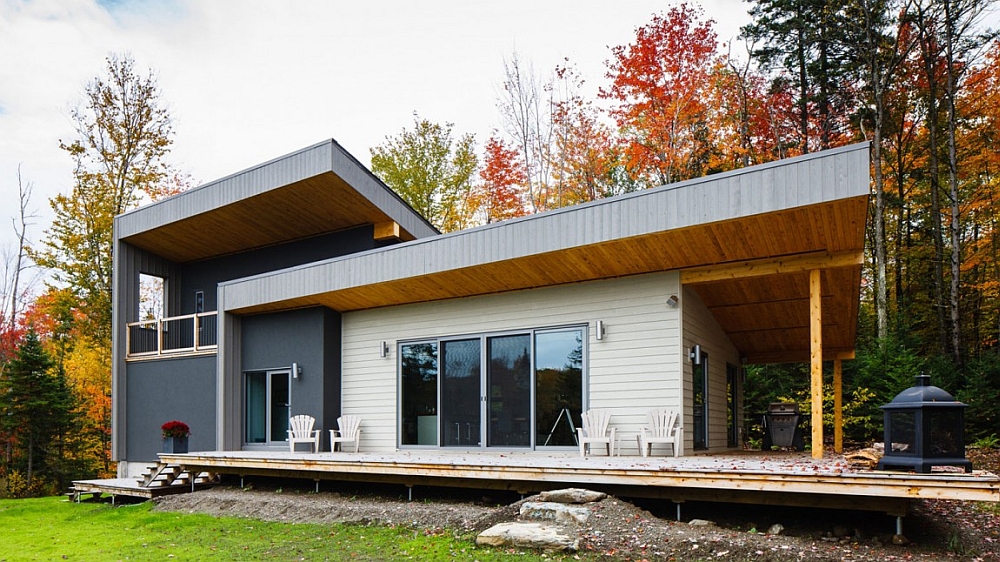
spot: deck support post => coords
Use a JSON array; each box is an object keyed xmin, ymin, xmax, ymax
[
  {"xmin": 834, "ymin": 357, "xmax": 843, "ymax": 454},
  {"xmin": 674, "ymin": 501, "xmax": 683, "ymax": 521},
  {"xmin": 314, "ymin": 479, "xmax": 320, "ymax": 494},
  {"xmin": 407, "ymin": 485, "xmax": 413, "ymax": 501},
  {"xmin": 896, "ymin": 515, "xmax": 903, "ymax": 536},
  {"xmin": 810, "ymin": 269, "xmax": 823, "ymax": 459}
]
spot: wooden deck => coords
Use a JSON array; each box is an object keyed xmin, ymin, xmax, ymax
[{"xmin": 159, "ymin": 450, "xmax": 1000, "ymax": 517}]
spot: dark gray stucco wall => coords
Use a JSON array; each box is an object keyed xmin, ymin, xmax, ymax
[
  {"xmin": 241, "ymin": 307, "xmax": 341, "ymax": 449},
  {"xmin": 179, "ymin": 225, "xmax": 376, "ymax": 313},
  {"xmin": 125, "ymin": 355, "xmax": 216, "ymax": 462}
]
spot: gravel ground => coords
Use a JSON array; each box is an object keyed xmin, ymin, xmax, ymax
[{"xmin": 152, "ymin": 448, "xmax": 1000, "ymax": 561}]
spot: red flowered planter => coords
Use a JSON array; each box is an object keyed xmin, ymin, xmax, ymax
[{"xmin": 161, "ymin": 420, "xmax": 190, "ymax": 454}]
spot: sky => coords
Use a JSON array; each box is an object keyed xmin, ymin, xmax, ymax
[{"xmin": 0, "ymin": 0, "xmax": 752, "ymax": 269}]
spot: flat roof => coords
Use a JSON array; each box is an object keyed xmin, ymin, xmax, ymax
[{"xmin": 219, "ymin": 142, "xmax": 871, "ymax": 364}]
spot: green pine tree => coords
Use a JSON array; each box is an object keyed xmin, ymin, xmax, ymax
[{"xmin": 0, "ymin": 329, "xmax": 75, "ymax": 493}]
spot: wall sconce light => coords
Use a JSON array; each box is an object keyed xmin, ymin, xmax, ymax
[
  {"xmin": 689, "ymin": 344, "xmax": 702, "ymax": 365},
  {"xmin": 595, "ymin": 320, "xmax": 605, "ymax": 341},
  {"xmin": 291, "ymin": 362, "xmax": 301, "ymax": 380},
  {"xmin": 379, "ymin": 341, "xmax": 390, "ymax": 358},
  {"xmin": 666, "ymin": 294, "xmax": 679, "ymax": 308}
]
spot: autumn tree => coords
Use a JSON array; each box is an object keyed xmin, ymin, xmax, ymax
[
  {"xmin": 470, "ymin": 134, "xmax": 527, "ymax": 224},
  {"xmin": 550, "ymin": 63, "xmax": 627, "ymax": 204},
  {"xmin": 370, "ymin": 115, "xmax": 478, "ymax": 232},
  {"xmin": 602, "ymin": 4, "xmax": 722, "ymax": 186},
  {"xmin": 31, "ymin": 54, "xmax": 176, "ymax": 349}
]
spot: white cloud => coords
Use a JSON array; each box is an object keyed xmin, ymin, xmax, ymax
[{"xmin": 0, "ymin": 0, "xmax": 751, "ymax": 261}]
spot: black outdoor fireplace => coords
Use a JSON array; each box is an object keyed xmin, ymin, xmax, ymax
[{"xmin": 876, "ymin": 374, "xmax": 972, "ymax": 473}]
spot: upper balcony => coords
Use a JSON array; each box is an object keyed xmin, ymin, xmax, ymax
[{"xmin": 126, "ymin": 312, "xmax": 218, "ymax": 359}]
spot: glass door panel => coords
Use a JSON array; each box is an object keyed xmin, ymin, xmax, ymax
[
  {"xmin": 693, "ymin": 352, "xmax": 709, "ymax": 450},
  {"xmin": 245, "ymin": 371, "xmax": 267, "ymax": 444},
  {"xmin": 270, "ymin": 372, "xmax": 290, "ymax": 443},
  {"xmin": 487, "ymin": 335, "xmax": 531, "ymax": 447},
  {"xmin": 534, "ymin": 329, "xmax": 583, "ymax": 447},
  {"xmin": 441, "ymin": 339, "xmax": 481, "ymax": 447},
  {"xmin": 400, "ymin": 342, "xmax": 439, "ymax": 445}
]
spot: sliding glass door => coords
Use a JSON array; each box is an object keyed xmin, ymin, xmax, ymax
[
  {"xmin": 245, "ymin": 370, "xmax": 290, "ymax": 446},
  {"xmin": 398, "ymin": 326, "xmax": 584, "ymax": 450}
]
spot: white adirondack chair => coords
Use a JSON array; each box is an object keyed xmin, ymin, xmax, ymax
[
  {"xmin": 637, "ymin": 408, "xmax": 683, "ymax": 457},
  {"xmin": 576, "ymin": 409, "xmax": 616, "ymax": 457},
  {"xmin": 329, "ymin": 415, "xmax": 362, "ymax": 453},
  {"xmin": 287, "ymin": 414, "xmax": 321, "ymax": 453}
]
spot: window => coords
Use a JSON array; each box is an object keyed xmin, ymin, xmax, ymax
[
  {"xmin": 139, "ymin": 273, "xmax": 166, "ymax": 320},
  {"xmin": 692, "ymin": 350, "xmax": 709, "ymax": 450},
  {"xmin": 398, "ymin": 326, "xmax": 585, "ymax": 449}
]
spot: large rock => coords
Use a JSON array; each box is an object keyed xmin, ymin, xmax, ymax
[
  {"xmin": 537, "ymin": 488, "xmax": 607, "ymax": 504},
  {"xmin": 476, "ymin": 522, "xmax": 579, "ymax": 551},
  {"xmin": 520, "ymin": 501, "xmax": 591, "ymax": 525}
]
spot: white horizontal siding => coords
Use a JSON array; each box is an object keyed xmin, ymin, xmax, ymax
[
  {"xmin": 682, "ymin": 286, "xmax": 741, "ymax": 453},
  {"xmin": 341, "ymin": 272, "xmax": 682, "ymax": 453}
]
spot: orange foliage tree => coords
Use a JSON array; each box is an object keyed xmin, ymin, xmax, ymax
[
  {"xmin": 471, "ymin": 134, "xmax": 528, "ymax": 224},
  {"xmin": 601, "ymin": 3, "xmax": 721, "ymax": 186}
]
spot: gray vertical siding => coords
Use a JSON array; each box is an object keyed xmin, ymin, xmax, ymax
[
  {"xmin": 112, "ymin": 240, "xmax": 180, "ymax": 462},
  {"xmin": 239, "ymin": 308, "xmax": 340, "ymax": 450},
  {"xmin": 124, "ymin": 355, "xmax": 216, "ymax": 463}
]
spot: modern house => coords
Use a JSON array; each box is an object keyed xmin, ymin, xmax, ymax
[{"xmin": 111, "ymin": 138, "xmax": 870, "ymax": 478}]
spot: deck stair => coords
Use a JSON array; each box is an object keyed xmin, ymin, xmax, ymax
[{"xmin": 139, "ymin": 462, "xmax": 216, "ymax": 489}]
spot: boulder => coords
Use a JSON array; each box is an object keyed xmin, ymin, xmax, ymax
[
  {"xmin": 520, "ymin": 501, "xmax": 591, "ymax": 525},
  {"xmin": 537, "ymin": 488, "xmax": 607, "ymax": 504},
  {"xmin": 476, "ymin": 522, "xmax": 579, "ymax": 551}
]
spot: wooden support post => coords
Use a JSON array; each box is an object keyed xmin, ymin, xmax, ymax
[
  {"xmin": 834, "ymin": 357, "xmax": 843, "ymax": 454},
  {"xmin": 810, "ymin": 269, "xmax": 823, "ymax": 460}
]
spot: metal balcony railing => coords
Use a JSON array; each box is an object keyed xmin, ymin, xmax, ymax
[{"xmin": 126, "ymin": 311, "xmax": 218, "ymax": 358}]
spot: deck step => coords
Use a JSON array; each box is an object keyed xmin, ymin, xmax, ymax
[{"xmin": 138, "ymin": 462, "xmax": 217, "ymax": 489}]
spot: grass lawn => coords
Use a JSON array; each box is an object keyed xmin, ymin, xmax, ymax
[{"xmin": 0, "ymin": 496, "xmax": 575, "ymax": 561}]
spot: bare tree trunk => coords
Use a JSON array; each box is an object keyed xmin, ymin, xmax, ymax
[
  {"xmin": 940, "ymin": 0, "xmax": 992, "ymax": 364},
  {"xmin": 944, "ymin": 0, "xmax": 963, "ymax": 364},
  {"xmin": 9, "ymin": 167, "xmax": 34, "ymax": 334},
  {"xmin": 916, "ymin": 3, "xmax": 949, "ymax": 355},
  {"xmin": 499, "ymin": 53, "xmax": 552, "ymax": 213}
]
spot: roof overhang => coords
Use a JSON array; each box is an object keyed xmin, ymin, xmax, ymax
[
  {"xmin": 114, "ymin": 139, "xmax": 439, "ymax": 262},
  {"xmin": 219, "ymin": 142, "xmax": 871, "ymax": 365},
  {"xmin": 219, "ymin": 143, "xmax": 869, "ymax": 363}
]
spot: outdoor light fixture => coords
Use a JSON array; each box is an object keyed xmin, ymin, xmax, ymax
[
  {"xmin": 291, "ymin": 362, "xmax": 301, "ymax": 380},
  {"xmin": 595, "ymin": 320, "xmax": 605, "ymax": 341},
  {"xmin": 666, "ymin": 294, "xmax": 679, "ymax": 308},
  {"xmin": 379, "ymin": 341, "xmax": 390, "ymax": 358},
  {"xmin": 689, "ymin": 344, "xmax": 702, "ymax": 365}
]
